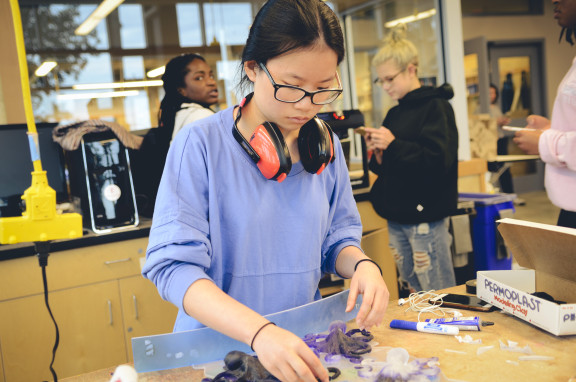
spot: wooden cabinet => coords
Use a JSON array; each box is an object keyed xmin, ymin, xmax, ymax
[
  {"xmin": 0, "ymin": 281, "xmax": 125, "ymax": 381},
  {"xmin": 118, "ymin": 275, "xmax": 178, "ymax": 363},
  {"xmin": 0, "ymin": 238, "xmax": 177, "ymax": 382},
  {"xmin": 0, "ymin": 338, "xmax": 4, "ymax": 382},
  {"xmin": 353, "ymin": 200, "xmax": 399, "ymax": 300}
]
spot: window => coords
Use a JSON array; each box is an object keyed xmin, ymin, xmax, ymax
[
  {"xmin": 118, "ymin": 4, "xmax": 146, "ymax": 49},
  {"xmin": 343, "ymin": 0, "xmax": 442, "ymax": 128},
  {"xmin": 203, "ymin": 2, "xmax": 252, "ymax": 46},
  {"xmin": 176, "ymin": 3, "xmax": 203, "ymax": 47},
  {"xmin": 20, "ymin": 1, "xmax": 256, "ymax": 130}
]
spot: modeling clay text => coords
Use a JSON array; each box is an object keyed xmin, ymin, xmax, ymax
[{"xmin": 484, "ymin": 280, "xmax": 542, "ymax": 315}]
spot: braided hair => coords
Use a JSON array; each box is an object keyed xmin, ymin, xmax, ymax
[{"xmin": 560, "ymin": 27, "xmax": 576, "ymax": 45}]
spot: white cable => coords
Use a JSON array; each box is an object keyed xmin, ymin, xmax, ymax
[{"xmin": 402, "ymin": 290, "xmax": 454, "ymax": 322}]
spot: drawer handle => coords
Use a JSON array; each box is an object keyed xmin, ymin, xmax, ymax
[
  {"xmin": 108, "ymin": 300, "xmax": 113, "ymax": 325},
  {"xmin": 104, "ymin": 258, "xmax": 131, "ymax": 265},
  {"xmin": 133, "ymin": 295, "xmax": 139, "ymax": 320}
]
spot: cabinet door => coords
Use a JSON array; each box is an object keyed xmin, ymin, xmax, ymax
[
  {"xmin": 119, "ymin": 275, "xmax": 178, "ymax": 362},
  {"xmin": 0, "ymin": 344, "xmax": 5, "ymax": 382},
  {"xmin": 0, "ymin": 281, "xmax": 126, "ymax": 382}
]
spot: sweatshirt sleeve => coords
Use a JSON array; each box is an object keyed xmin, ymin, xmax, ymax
[
  {"xmin": 383, "ymin": 100, "xmax": 458, "ymax": 177},
  {"xmin": 368, "ymin": 117, "xmax": 390, "ymax": 176},
  {"xmin": 142, "ymin": 127, "xmax": 213, "ymax": 312},
  {"xmin": 539, "ymin": 129, "xmax": 576, "ymax": 171},
  {"xmin": 320, "ymin": 138, "xmax": 363, "ymax": 276}
]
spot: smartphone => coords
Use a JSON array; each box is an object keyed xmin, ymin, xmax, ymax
[
  {"xmin": 429, "ymin": 293, "xmax": 495, "ymax": 312},
  {"xmin": 502, "ymin": 125, "xmax": 536, "ymax": 132},
  {"xmin": 81, "ymin": 132, "xmax": 139, "ymax": 233}
]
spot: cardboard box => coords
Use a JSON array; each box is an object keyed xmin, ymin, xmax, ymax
[{"xmin": 477, "ymin": 218, "xmax": 576, "ymax": 336}]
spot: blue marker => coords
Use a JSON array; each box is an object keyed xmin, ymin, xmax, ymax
[
  {"xmin": 425, "ymin": 316, "xmax": 493, "ymax": 331},
  {"xmin": 390, "ymin": 319, "xmax": 459, "ymax": 335}
]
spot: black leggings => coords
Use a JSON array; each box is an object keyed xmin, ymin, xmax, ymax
[{"xmin": 557, "ymin": 209, "xmax": 576, "ymax": 229}]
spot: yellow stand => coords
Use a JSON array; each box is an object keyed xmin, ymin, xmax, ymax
[
  {"xmin": 0, "ymin": 171, "xmax": 82, "ymax": 244},
  {"xmin": 0, "ymin": 0, "xmax": 82, "ymax": 245}
]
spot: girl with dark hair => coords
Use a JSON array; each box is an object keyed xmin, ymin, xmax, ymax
[
  {"xmin": 159, "ymin": 53, "xmax": 219, "ymax": 141},
  {"xmin": 143, "ymin": 0, "xmax": 389, "ymax": 380},
  {"xmin": 134, "ymin": 54, "xmax": 218, "ymax": 217}
]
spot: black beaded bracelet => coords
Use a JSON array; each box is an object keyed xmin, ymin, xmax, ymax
[
  {"xmin": 250, "ymin": 321, "xmax": 276, "ymax": 351},
  {"xmin": 354, "ymin": 258, "xmax": 383, "ymax": 276}
]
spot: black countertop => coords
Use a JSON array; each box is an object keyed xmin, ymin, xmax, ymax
[{"xmin": 1, "ymin": 187, "xmax": 371, "ymax": 262}]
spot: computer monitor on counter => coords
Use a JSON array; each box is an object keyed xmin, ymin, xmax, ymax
[{"xmin": 0, "ymin": 123, "xmax": 69, "ymax": 217}]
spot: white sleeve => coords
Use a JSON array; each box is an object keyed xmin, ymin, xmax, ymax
[{"xmin": 172, "ymin": 107, "xmax": 214, "ymax": 141}]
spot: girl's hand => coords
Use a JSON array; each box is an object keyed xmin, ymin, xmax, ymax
[
  {"xmin": 346, "ymin": 260, "xmax": 389, "ymax": 330},
  {"xmin": 514, "ymin": 129, "xmax": 544, "ymax": 155},
  {"xmin": 364, "ymin": 126, "xmax": 395, "ymax": 151},
  {"xmin": 497, "ymin": 115, "xmax": 511, "ymax": 127},
  {"xmin": 526, "ymin": 114, "xmax": 551, "ymax": 130},
  {"xmin": 252, "ymin": 325, "xmax": 329, "ymax": 382}
]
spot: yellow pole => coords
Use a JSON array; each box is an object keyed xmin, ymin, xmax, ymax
[
  {"xmin": 0, "ymin": 0, "xmax": 82, "ymax": 245},
  {"xmin": 9, "ymin": 0, "xmax": 42, "ymax": 172}
]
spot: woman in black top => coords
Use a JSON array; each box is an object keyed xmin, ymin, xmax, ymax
[{"xmin": 364, "ymin": 26, "xmax": 458, "ymax": 294}]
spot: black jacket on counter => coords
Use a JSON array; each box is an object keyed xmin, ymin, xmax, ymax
[{"xmin": 369, "ymin": 83, "xmax": 459, "ymax": 224}]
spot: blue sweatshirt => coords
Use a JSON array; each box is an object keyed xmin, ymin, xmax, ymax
[{"xmin": 142, "ymin": 106, "xmax": 362, "ymax": 332}]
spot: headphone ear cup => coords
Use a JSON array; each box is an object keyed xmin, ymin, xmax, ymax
[
  {"xmin": 249, "ymin": 122, "xmax": 292, "ymax": 182},
  {"xmin": 298, "ymin": 117, "xmax": 335, "ymax": 174}
]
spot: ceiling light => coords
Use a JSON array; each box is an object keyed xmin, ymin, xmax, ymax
[
  {"xmin": 34, "ymin": 61, "xmax": 57, "ymax": 77},
  {"xmin": 72, "ymin": 80, "xmax": 163, "ymax": 90},
  {"xmin": 57, "ymin": 90, "xmax": 139, "ymax": 100},
  {"xmin": 385, "ymin": 9, "xmax": 436, "ymax": 28},
  {"xmin": 75, "ymin": 0, "xmax": 125, "ymax": 36},
  {"xmin": 147, "ymin": 66, "xmax": 166, "ymax": 78}
]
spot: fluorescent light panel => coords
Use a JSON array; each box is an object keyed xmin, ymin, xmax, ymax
[
  {"xmin": 385, "ymin": 9, "xmax": 436, "ymax": 28},
  {"xmin": 35, "ymin": 61, "xmax": 57, "ymax": 77},
  {"xmin": 57, "ymin": 90, "xmax": 139, "ymax": 100},
  {"xmin": 75, "ymin": 0, "xmax": 125, "ymax": 36},
  {"xmin": 73, "ymin": 80, "xmax": 163, "ymax": 90},
  {"xmin": 147, "ymin": 66, "xmax": 166, "ymax": 78}
]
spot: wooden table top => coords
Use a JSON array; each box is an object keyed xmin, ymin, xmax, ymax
[{"xmin": 62, "ymin": 285, "xmax": 576, "ymax": 382}]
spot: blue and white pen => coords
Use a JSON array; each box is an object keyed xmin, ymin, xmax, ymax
[{"xmin": 390, "ymin": 319, "xmax": 459, "ymax": 335}]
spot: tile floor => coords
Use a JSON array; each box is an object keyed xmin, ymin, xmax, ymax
[
  {"xmin": 502, "ymin": 190, "xmax": 559, "ymax": 270},
  {"xmin": 512, "ymin": 190, "xmax": 560, "ymax": 226}
]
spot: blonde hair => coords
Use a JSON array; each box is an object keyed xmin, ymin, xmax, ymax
[{"xmin": 372, "ymin": 25, "xmax": 418, "ymax": 70}]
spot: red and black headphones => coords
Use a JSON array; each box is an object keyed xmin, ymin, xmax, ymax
[{"xmin": 232, "ymin": 93, "xmax": 335, "ymax": 182}]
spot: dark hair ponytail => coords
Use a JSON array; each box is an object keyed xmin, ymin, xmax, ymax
[
  {"xmin": 238, "ymin": 0, "xmax": 344, "ymax": 92},
  {"xmin": 560, "ymin": 27, "xmax": 576, "ymax": 45}
]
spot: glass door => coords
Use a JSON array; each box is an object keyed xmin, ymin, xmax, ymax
[
  {"xmin": 341, "ymin": 0, "xmax": 442, "ymax": 129},
  {"xmin": 464, "ymin": 36, "xmax": 490, "ymax": 116},
  {"xmin": 489, "ymin": 42, "xmax": 546, "ymax": 192}
]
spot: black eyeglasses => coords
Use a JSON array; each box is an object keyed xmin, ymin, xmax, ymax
[
  {"xmin": 374, "ymin": 68, "xmax": 405, "ymax": 87},
  {"xmin": 258, "ymin": 62, "xmax": 343, "ymax": 105}
]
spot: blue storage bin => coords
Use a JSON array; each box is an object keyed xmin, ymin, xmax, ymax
[{"xmin": 458, "ymin": 193, "xmax": 516, "ymax": 271}]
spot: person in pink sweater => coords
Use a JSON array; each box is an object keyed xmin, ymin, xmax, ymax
[{"xmin": 514, "ymin": 0, "xmax": 576, "ymax": 229}]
